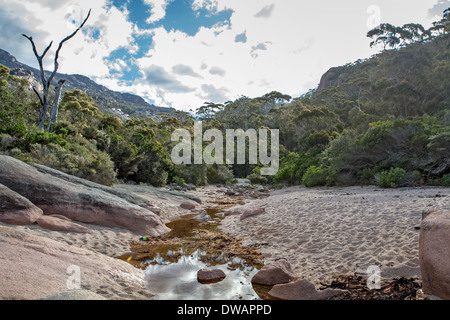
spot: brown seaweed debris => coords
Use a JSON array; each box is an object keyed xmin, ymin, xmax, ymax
[{"xmin": 320, "ymin": 274, "xmax": 422, "ymax": 300}]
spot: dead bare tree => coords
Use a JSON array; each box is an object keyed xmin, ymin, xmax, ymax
[{"xmin": 22, "ymin": 9, "xmax": 91, "ymax": 132}]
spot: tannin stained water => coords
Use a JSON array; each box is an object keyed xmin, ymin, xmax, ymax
[{"xmin": 120, "ymin": 208, "xmax": 266, "ymax": 300}]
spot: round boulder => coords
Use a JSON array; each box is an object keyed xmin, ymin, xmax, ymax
[
  {"xmin": 197, "ymin": 269, "xmax": 226, "ymax": 284},
  {"xmin": 251, "ymin": 259, "xmax": 295, "ymax": 285}
]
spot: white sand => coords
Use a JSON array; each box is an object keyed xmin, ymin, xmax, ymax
[{"xmin": 219, "ymin": 185, "xmax": 449, "ymax": 284}]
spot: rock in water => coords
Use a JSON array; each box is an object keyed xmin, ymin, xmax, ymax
[
  {"xmin": 268, "ymin": 279, "xmax": 347, "ymax": 300},
  {"xmin": 0, "ymin": 155, "xmax": 169, "ymax": 236},
  {"xmin": 0, "ymin": 183, "xmax": 43, "ymax": 225},
  {"xmin": 197, "ymin": 269, "xmax": 226, "ymax": 284},
  {"xmin": 251, "ymin": 259, "xmax": 295, "ymax": 285},
  {"xmin": 193, "ymin": 211, "xmax": 211, "ymax": 221},
  {"xmin": 419, "ymin": 209, "xmax": 450, "ymax": 300}
]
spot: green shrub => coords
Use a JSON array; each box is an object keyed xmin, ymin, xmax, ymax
[
  {"xmin": 441, "ymin": 174, "xmax": 450, "ymax": 187},
  {"xmin": 172, "ymin": 176, "xmax": 186, "ymax": 185},
  {"xmin": 377, "ymin": 167, "xmax": 406, "ymax": 188},
  {"xmin": 302, "ymin": 166, "xmax": 327, "ymax": 187},
  {"xmin": 273, "ymin": 152, "xmax": 318, "ymax": 185},
  {"xmin": 402, "ymin": 170, "xmax": 422, "ymax": 187},
  {"xmin": 25, "ymin": 131, "xmax": 68, "ymax": 149},
  {"xmin": 0, "ymin": 133, "xmax": 18, "ymax": 151},
  {"xmin": 247, "ymin": 167, "xmax": 268, "ymax": 185},
  {"xmin": 173, "ymin": 164, "xmax": 208, "ymax": 186},
  {"xmin": 207, "ymin": 164, "xmax": 234, "ymax": 184},
  {"xmin": 28, "ymin": 142, "xmax": 117, "ymax": 186}
]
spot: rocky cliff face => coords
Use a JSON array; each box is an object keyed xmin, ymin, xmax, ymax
[
  {"xmin": 316, "ymin": 66, "xmax": 349, "ymax": 93},
  {"xmin": 0, "ymin": 48, "xmax": 175, "ymax": 120}
]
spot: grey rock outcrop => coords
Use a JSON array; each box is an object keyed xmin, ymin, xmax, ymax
[
  {"xmin": 0, "ymin": 155, "xmax": 169, "ymax": 236},
  {"xmin": 317, "ymin": 66, "xmax": 348, "ymax": 93}
]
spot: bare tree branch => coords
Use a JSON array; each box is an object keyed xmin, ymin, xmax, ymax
[
  {"xmin": 31, "ymin": 86, "xmax": 44, "ymax": 106},
  {"xmin": 48, "ymin": 9, "xmax": 91, "ymax": 87},
  {"xmin": 42, "ymin": 41, "xmax": 54, "ymax": 59},
  {"xmin": 21, "ymin": 35, "xmax": 50, "ymax": 95}
]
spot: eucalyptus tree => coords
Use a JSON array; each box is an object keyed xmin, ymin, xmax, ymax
[{"xmin": 367, "ymin": 23, "xmax": 403, "ymax": 49}]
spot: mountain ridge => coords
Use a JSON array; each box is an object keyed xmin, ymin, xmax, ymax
[{"xmin": 0, "ymin": 48, "xmax": 175, "ymax": 120}]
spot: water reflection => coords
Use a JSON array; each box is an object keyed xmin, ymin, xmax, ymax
[
  {"xmin": 144, "ymin": 249, "xmax": 260, "ymax": 300},
  {"xmin": 121, "ymin": 208, "xmax": 265, "ymax": 300}
]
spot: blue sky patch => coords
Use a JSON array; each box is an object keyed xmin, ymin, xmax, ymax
[
  {"xmin": 235, "ymin": 31, "xmax": 247, "ymax": 43},
  {"xmin": 151, "ymin": 0, "xmax": 233, "ymax": 36}
]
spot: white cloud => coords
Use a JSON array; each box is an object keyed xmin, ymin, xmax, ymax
[
  {"xmin": 144, "ymin": 0, "xmax": 173, "ymax": 24},
  {"xmin": 0, "ymin": 0, "xmax": 443, "ymax": 112}
]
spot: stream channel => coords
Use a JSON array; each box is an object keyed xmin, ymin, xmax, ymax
[{"xmin": 118, "ymin": 208, "xmax": 269, "ymax": 300}]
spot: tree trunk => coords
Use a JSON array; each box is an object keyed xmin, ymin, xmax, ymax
[
  {"xmin": 47, "ymin": 79, "xmax": 66, "ymax": 132},
  {"xmin": 38, "ymin": 94, "xmax": 50, "ymax": 131}
]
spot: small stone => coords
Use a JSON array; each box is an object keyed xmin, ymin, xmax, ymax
[
  {"xmin": 193, "ymin": 211, "xmax": 211, "ymax": 220},
  {"xmin": 197, "ymin": 269, "xmax": 226, "ymax": 284},
  {"xmin": 180, "ymin": 202, "xmax": 196, "ymax": 210}
]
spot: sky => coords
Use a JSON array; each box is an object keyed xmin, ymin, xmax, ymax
[{"xmin": 0, "ymin": 0, "xmax": 449, "ymax": 111}]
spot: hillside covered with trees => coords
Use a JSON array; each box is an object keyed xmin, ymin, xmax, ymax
[{"xmin": 1, "ymin": 8, "xmax": 449, "ymax": 188}]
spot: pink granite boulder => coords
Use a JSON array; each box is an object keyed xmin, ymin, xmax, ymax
[
  {"xmin": 419, "ymin": 209, "xmax": 450, "ymax": 300},
  {"xmin": 251, "ymin": 259, "xmax": 296, "ymax": 285},
  {"xmin": 0, "ymin": 183, "xmax": 43, "ymax": 225}
]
